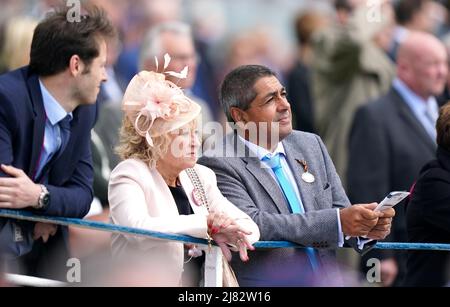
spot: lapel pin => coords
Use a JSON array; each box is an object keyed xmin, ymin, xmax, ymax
[{"xmin": 296, "ymin": 159, "xmax": 315, "ymax": 183}]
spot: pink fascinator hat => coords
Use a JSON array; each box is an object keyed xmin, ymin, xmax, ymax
[{"xmin": 122, "ymin": 54, "xmax": 201, "ymax": 147}]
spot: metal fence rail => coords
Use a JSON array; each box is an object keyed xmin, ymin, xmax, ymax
[{"xmin": 2, "ymin": 209, "xmax": 450, "ymax": 287}]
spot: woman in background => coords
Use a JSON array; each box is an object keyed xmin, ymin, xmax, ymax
[{"xmin": 405, "ymin": 102, "xmax": 450, "ymax": 287}]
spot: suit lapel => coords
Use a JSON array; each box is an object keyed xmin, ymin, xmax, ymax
[
  {"xmin": 391, "ymin": 89, "xmax": 437, "ymax": 153},
  {"xmin": 26, "ymin": 73, "xmax": 46, "ymax": 179},
  {"xmin": 230, "ymin": 134, "xmax": 290, "ymax": 214},
  {"xmin": 243, "ymin": 156, "xmax": 291, "ymax": 214},
  {"xmin": 283, "ymin": 137, "xmax": 316, "ymax": 213}
]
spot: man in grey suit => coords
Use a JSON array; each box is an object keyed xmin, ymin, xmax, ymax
[{"xmin": 199, "ymin": 65, "xmax": 394, "ymax": 286}]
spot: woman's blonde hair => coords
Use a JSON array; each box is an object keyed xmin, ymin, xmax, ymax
[{"xmin": 116, "ymin": 116, "xmax": 197, "ymax": 167}]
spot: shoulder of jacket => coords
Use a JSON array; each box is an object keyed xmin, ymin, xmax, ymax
[
  {"xmin": 0, "ymin": 69, "xmax": 28, "ymax": 104},
  {"xmin": 420, "ymin": 166, "xmax": 450, "ymax": 183},
  {"xmin": 111, "ymin": 158, "xmax": 151, "ymax": 179},
  {"xmin": 364, "ymin": 93, "xmax": 393, "ymax": 112},
  {"xmin": 286, "ymin": 130, "xmax": 319, "ymax": 145},
  {"xmin": 193, "ymin": 163, "xmax": 216, "ymax": 179}
]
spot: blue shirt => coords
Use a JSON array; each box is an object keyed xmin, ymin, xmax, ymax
[
  {"xmin": 393, "ymin": 78, "xmax": 439, "ymax": 140},
  {"xmin": 238, "ymin": 136, "xmax": 345, "ymax": 246},
  {"xmin": 35, "ymin": 80, "xmax": 73, "ymax": 180}
]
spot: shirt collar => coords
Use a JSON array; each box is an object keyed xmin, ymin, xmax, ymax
[
  {"xmin": 238, "ymin": 135, "xmax": 286, "ymax": 160},
  {"xmin": 392, "ymin": 78, "xmax": 438, "ymax": 114},
  {"xmin": 39, "ymin": 79, "xmax": 73, "ymax": 125},
  {"xmin": 393, "ymin": 26, "xmax": 409, "ymax": 44}
]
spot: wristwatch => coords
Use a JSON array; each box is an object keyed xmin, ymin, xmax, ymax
[{"xmin": 36, "ymin": 184, "xmax": 50, "ymax": 210}]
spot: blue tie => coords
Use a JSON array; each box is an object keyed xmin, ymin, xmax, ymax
[
  {"xmin": 262, "ymin": 153, "xmax": 320, "ymax": 271},
  {"xmin": 424, "ymin": 103, "xmax": 437, "ymax": 141},
  {"xmin": 58, "ymin": 115, "xmax": 71, "ymax": 154},
  {"xmin": 34, "ymin": 115, "xmax": 72, "ymax": 182}
]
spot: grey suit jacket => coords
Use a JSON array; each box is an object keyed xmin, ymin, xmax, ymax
[{"xmin": 199, "ymin": 131, "xmax": 356, "ymax": 286}]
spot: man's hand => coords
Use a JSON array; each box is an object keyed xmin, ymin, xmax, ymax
[
  {"xmin": 366, "ymin": 207, "xmax": 395, "ymax": 240},
  {"xmin": 33, "ymin": 222, "xmax": 57, "ymax": 243},
  {"xmin": 367, "ymin": 208, "xmax": 395, "ymax": 240},
  {"xmin": 340, "ymin": 203, "xmax": 382, "ymax": 237},
  {"xmin": 0, "ymin": 164, "xmax": 41, "ymax": 209}
]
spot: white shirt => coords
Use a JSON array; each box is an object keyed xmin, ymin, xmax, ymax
[{"xmin": 393, "ymin": 78, "xmax": 439, "ymax": 141}]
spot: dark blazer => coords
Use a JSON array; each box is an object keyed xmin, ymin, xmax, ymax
[
  {"xmin": 200, "ymin": 131, "xmax": 371, "ymax": 286},
  {"xmin": 347, "ymin": 87, "xmax": 437, "ymax": 284},
  {"xmin": 404, "ymin": 147, "xmax": 450, "ymax": 287},
  {"xmin": 286, "ymin": 61, "xmax": 316, "ymax": 133},
  {"xmin": 0, "ymin": 67, "xmax": 95, "ymax": 277}
]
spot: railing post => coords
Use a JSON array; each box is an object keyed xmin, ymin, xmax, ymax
[
  {"xmin": 204, "ymin": 246, "xmax": 222, "ymax": 287},
  {"xmin": 5, "ymin": 273, "xmax": 67, "ymax": 287}
]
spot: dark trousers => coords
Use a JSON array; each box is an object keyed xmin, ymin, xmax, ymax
[{"xmin": 5, "ymin": 226, "xmax": 69, "ymax": 282}]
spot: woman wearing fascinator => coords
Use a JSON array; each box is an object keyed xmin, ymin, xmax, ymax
[{"xmin": 108, "ymin": 55, "xmax": 259, "ymax": 286}]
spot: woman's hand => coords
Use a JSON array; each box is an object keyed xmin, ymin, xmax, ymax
[{"xmin": 207, "ymin": 210, "xmax": 255, "ymax": 262}]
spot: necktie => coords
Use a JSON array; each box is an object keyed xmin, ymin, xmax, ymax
[
  {"xmin": 58, "ymin": 115, "xmax": 72, "ymax": 154},
  {"xmin": 262, "ymin": 153, "xmax": 320, "ymax": 271},
  {"xmin": 424, "ymin": 103, "xmax": 437, "ymax": 141}
]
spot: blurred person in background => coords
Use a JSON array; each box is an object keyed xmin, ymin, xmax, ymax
[
  {"xmin": 436, "ymin": 26, "xmax": 450, "ymax": 106},
  {"xmin": 140, "ymin": 21, "xmax": 215, "ymax": 131},
  {"xmin": 89, "ymin": 0, "xmax": 129, "ymax": 107},
  {"xmin": 115, "ymin": 0, "xmax": 182, "ymax": 84},
  {"xmin": 109, "ymin": 64, "xmax": 259, "ymax": 286},
  {"xmin": 312, "ymin": 0, "xmax": 396, "ymax": 184},
  {"xmin": 0, "ymin": 0, "xmax": 27, "ymax": 21},
  {"xmin": 0, "ymin": 16, "xmax": 37, "ymax": 74},
  {"xmin": 188, "ymin": 0, "xmax": 227, "ymax": 123},
  {"xmin": 221, "ymin": 27, "xmax": 288, "ymax": 82},
  {"xmin": 67, "ymin": 0, "xmax": 129, "ymax": 263},
  {"xmin": 389, "ymin": 0, "xmax": 441, "ymax": 62},
  {"xmin": 405, "ymin": 102, "xmax": 450, "ymax": 287},
  {"xmin": 286, "ymin": 10, "xmax": 328, "ymax": 133},
  {"xmin": 348, "ymin": 31, "xmax": 448, "ymax": 286}
]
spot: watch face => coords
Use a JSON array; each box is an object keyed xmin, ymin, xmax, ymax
[{"xmin": 42, "ymin": 194, "xmax": 50, "ymax": 206}]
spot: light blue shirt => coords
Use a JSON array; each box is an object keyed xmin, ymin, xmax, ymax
[
  {"xmin": 393, "ymin": 78, "xmax": 439, "ymax": 140},
  {"xmin": 35, "ymin": 80, "xmax": 72, "ymax": 180},
  {"xmin": 239, "ymin": 136, "xmax": 345, "ymax": 246}
]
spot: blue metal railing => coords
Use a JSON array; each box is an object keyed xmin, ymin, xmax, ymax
[{"xmin": 1, "ymin": 209, "xmax": 450, "ymax": 251}]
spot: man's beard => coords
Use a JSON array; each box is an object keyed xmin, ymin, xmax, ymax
[{"xmin": 72, "ymin": 85, "xmax": 96, "ymax": 105}]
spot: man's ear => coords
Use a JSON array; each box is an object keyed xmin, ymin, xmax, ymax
[
  {"xmin": 69, "ymin": 55, "xmax": 83, "ymax": 77},
  {"xmin": 230, "ymin": 107, "xmax": 246, "ymax": 124}
]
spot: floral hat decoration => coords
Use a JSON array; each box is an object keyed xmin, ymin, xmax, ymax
[{"xmin": 122, "ymin": 53, "xmax": 201, "ymax": 147}]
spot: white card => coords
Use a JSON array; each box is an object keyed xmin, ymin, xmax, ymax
[{"xmin": 374, "ymin": 191, "xmax": 410, "ymax": 212}]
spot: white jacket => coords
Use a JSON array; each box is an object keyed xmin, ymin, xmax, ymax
[{"xmin": 108, "ymin": 158, "xmax": 260, "ymax": 286}]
